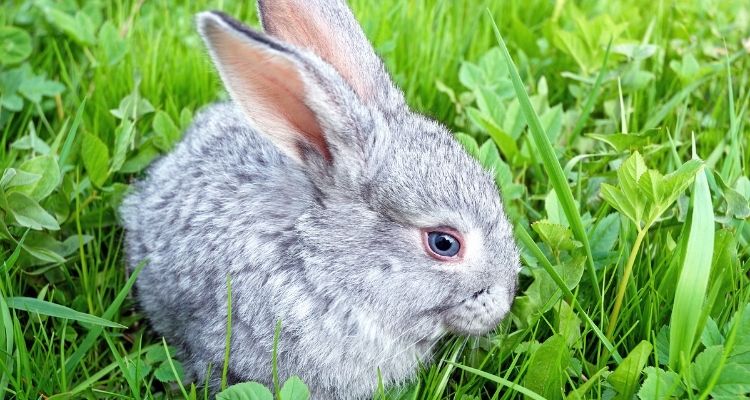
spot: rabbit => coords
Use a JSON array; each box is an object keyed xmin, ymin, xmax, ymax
[{"xmin": 120, "ymin": 0, "xmax": 521, "ymax": 398}]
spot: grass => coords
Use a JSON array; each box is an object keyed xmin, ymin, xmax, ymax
[{"xmin": 1, "ymin": 0, "xmax": 749, "ymax": 399}]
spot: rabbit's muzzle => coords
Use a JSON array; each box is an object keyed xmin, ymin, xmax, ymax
[{"xmin": 442, "ymin": 283, "xmax": 514, "ymax": 336}]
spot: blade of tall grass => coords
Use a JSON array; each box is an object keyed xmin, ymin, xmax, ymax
[
  {"xmin": 162, "ymin": 338, "xmax": 190, "ymax": 399},
  {"xmin": 102, "ymin": 331, "xmax": 142, "ymax": 400},
  {"xmin": 0, "ymin": 294, "xmax": 13, "ymax": 396},
  {"xmin": 1, "ymin": 230, "xmax": 28, "ymax": 272},
  {"xmin": 63, "ymin": 260, "xmax": 146, "ymax": 374},
  {"xmin": 488, "ymin": 11, "xmax": 601, "ymax": 302},
  {"xmin": 516, "ymin": 226, "xmax": 621, "ymax": 363},
  {"xmin": 669, "ymin": 164, "xmax": 714, "ymax": 371},
  {"xmin": 57, "ymin": 97, "xmax": 87, "ymax": 168},
  {"xmin": 449, "ymin": 362, "xmax": 546, "ymax": 400},
  {"xmin": 272, "ymin": 320, "xmax": 281, "ymax": 399},
  {"xmin": 720, "ymin": 53, "xmax": 745, "ymax": 183},
  {"xmin": 641, "ymin": 79, "xmax": 704, "ymax": 132},
  {"xmin": 569, "ymin": 40, "xmax": 613, "ymax": 142},
  {"xmin": 641, "ymin": 51, "xmax": 742, "ymax": 133},
  {"xmin": 0, "ymin": 233, "xmax": 24, "ymax": 391},
  {"xmin": 48, "ymin": 355, "xmax": 128, "ymax": 399},
  {"xmin": 6, "ymin": 297, "xmax": 125, "ymax": 329},
  {"xmin": 222, "ymin": 276, "xmax": 232, "ymax": 391},
  {"xmin": 428, "ymin": 340, "xmax": 464, "ymax": 400}
]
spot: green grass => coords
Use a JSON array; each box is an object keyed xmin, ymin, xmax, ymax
[{"xmin": 2, "ymin": 0, "xmax": 750, "ymax": 399}]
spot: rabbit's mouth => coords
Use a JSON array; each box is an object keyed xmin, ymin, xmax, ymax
[{"xmin": 441, "ymin": 284, "xmax": 513, "ymax": 336}]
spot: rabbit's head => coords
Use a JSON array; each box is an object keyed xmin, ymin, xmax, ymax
[{"xmin": 198, "ymin": 0, "xmax": 520, "ymax": 342}]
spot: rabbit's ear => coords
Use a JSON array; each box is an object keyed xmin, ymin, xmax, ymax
[
  {"xmin": 258, "ymin": 0, "xmax": 404, "ymax": 111},
  {"xmin": 198, "ymin": 11, "xmax": 368, "ymax": 164}
]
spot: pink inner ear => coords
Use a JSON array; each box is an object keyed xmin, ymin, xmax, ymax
[
  {"xmin": 205, "ymin": 24, "xmax": 331, "ymax": 162},
  {"xmin": 261, "ymin": 3, "xmax": 372, "ymax": 100}
]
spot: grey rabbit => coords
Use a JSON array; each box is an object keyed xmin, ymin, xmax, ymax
[{"xmin": 121, "ymin": 0, "xmax": 520, "ymax": 398}]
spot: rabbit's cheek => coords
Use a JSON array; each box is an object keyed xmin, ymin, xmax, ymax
[{"xmin": 442, "ymin": 284, "xmax": 513, "ymax": 335}]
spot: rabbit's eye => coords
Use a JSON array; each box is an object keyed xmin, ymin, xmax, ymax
[{"xmin": 424, "ymin": 230, "xmax": 463, "ymax": 260}]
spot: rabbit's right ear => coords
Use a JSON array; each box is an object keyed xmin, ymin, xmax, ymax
[
  {"xmin": 258, "ymin": 0, "xmax": 405, "ymax": 112},
  {"xmin": 197, "ymin": 11, "xmax": 370, "ymax": 167}
]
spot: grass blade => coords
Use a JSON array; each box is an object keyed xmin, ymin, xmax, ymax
[
  {"xmin": 272, "ymin": 320, "xmax": 282, "ymax": 399},
  {"xmin": 669, "ymin": 165, "xmax": 714, "ymax": 371},
  {"xmin": 0, "ymin": 293, "xmax": 14, "ymax": 396},
  {"xmin": 163, "ymin": 338, "xmax": 190, "ymax": 399},
  {"xmin": 1, "ymin": 230, "xmax": 28, "ymax": 272},
  {"xmin": 222, "ymin": 276, "xmax": 233, "ymax": 391},
  {"xmin": 641, "ymin": 79, "xmax": 704, "ymax": 132},
  {"xmin": 48, "ymin": 360, "xmax": 120, "ymax": 399},
  {"xmin": 102, "ymin": 331, "xmax": 141, "ymax": 400},
  {"xmin": 6, "ymin": 297, "xmax": 125, "ymax": 329},
  {"xmin": 429, "ymin": 340, "xmax": 463, "ymax": 400},
  {"xmin": 516, "ymin": 225, "xmax": 622, "ymax": 363},
  {"xmin": 64, "ymin": 260, "xmax": 147, "ymax": 374},
  {"xmin": 569, "ymin": 40, "xmax": 613, "ymax": 141},
  {"xmin": 57, "ymin": 97, "xmax": 87, "ymax": 168},
  {"xmin": 48, "ymin": 345, "xmax": 157, "ymax": 399},
  {"xmin": 488, "ymin": 11, "xmax": 601, "ymax": 302},
  {"xmin": 449, "ymin": 362, "xmax": 546, "ymax": 400}
]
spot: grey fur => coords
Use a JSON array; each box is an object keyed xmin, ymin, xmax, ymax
[{"xmin": 121, "ymin": 2, "xmax": 520, "ymax": 399}]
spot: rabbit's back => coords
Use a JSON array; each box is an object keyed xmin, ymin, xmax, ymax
[{"xmin": 121, "ymin": 102, "xmax": 314, "ymax": 374}]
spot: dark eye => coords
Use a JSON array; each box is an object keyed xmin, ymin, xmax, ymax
[{"xmin": 426, "ymin": 231, "xmax": 461, "ymax": 259}]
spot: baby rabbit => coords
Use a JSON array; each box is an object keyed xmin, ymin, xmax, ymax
[{"xmin": 121, "ymin": 0, "xmax": 520, "ymax": 398}]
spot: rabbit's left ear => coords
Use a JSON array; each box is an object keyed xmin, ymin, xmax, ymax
[
  {"xmin": 198, "ymin": 11, "xmax": 371, "ymax": 169},
  {"xmin": 258, "ymin": 0, "xmax": 405, "ymax": 112}
]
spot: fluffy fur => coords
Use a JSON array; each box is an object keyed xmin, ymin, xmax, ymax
[{"xmin": 121, "ymin": 1, "xmax": 520, "ymax": 398}]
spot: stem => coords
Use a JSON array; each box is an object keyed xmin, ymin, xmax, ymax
[
  {"xmin": 272, "ymin": 320, "xmax": 282, "ymax": 399},
  {"xmin": 606, "ymin": 227, "xmax": 649, "ymax": 339},
  {"xmin": 221, "ymin": 276, "xmax": 232, "ymax": 390}
]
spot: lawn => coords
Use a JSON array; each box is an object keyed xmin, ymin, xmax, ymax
[{"xmin": 1, "ymin": 0, "xmax": 749, "ymax": 399}]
